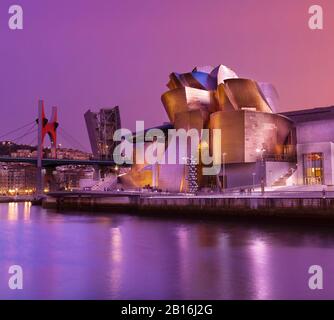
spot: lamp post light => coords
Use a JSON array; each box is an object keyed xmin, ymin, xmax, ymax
[
  {"xmin": 269, "ymin": 170, "xmax": 272, "ymax": 188},
  {"xmin": 252, "ymin": 172, "xmax": 256, "ymax": 190},
  {"xmin": 222, "ymin": 152, "xmax": 227, "ymax": 190}
]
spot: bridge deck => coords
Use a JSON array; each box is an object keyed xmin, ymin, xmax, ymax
[{"xmin": 0, "ymin": 157, "xmax": 128, "ymax": 167}]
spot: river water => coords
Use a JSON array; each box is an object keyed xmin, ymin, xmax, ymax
[{"xmin": 0, "ymin": 202, "xmax": 334, "ymax": 300}]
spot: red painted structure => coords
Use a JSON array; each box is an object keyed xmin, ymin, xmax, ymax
[
  {"xmin": 36, "ymin": 100, "xmax": 58, "ymax": 158},
  {"xmin": 36, "ymin": 100, "xmax": 58, "ymax": 195}
]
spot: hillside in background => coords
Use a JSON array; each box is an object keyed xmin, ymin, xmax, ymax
[{"xmin": 0, "ymin": 142, "xmax": 36, "ymax": 156}]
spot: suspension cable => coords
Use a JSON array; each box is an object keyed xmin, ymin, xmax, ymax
[
  {"xmin": 11, "ymin": 124, "xmax": 37, "ymax": 145},
  {"xmin": 0, "ymin": 121, "xmax": 36, "ymax": 140},
  {"xmin": 14, "ymin": 130, "xmax": 37, "ymax": 145},
  {"xmin": 58, "ymin": 127, "xmax": 89, "ymax": 152}
]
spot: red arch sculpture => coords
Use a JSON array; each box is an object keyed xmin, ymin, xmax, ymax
[{"xmin": 37, "ymin": 100, "xmax": 58, "ymax": 158}]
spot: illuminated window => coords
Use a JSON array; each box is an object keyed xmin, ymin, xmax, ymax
[{"xmin": 303, "ymin": 153, "xmax": 323, "ymax": 185}]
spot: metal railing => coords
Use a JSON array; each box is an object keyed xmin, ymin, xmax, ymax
[{"xmin": 263, "ymin": 154, "xmax": 297, "ymax": 162}]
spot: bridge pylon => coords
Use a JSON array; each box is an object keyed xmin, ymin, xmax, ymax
[{"xmin": 36, "ymin": 100, "xmax": 59, "ymax": 196}]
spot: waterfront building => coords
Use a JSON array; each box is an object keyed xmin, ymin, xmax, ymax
[
  {"xmin": 85, "ymin": 107, "xmax": 121, "ymax": 160},
  {"xmin": 55, "ymin": 165, "xmax": 95, "ymax": 191},
  {"xmin": 0, "ymin": 142, "xmax": 94, "ymax": 193},
  {"xmin": 118, "ymin": 64, "xmax": 296, "ymax": 192},
  {"xmin": 0, "ymin": 163, "xmax": 37, "ymax": 194},
  {"xmin": 84, "ymin": 65, "xmax": 334, "ymax": 192},
  {"xmin": 0, "ymin": 165, "xmax": 8, "ymax": 194},
  {"xmin": 281, "ymin": 106, "xmax": 334, "ymax": 186}
]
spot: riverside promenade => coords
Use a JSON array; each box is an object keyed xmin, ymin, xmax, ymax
[{"xmin": 42, "ymin": 187, "xmax": 334, "ymax": 221}]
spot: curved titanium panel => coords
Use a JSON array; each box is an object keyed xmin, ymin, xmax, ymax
[
  {"xmin": 174, "ymin": 109, "xmax": 207, "ymax": 131},
  {"xmin": 168, "ymin": 72, "xmax": 217, "ymax": 91},
  {"xmin": 216, "ymin": 83, "xmax": 237, "ymax": 111},
  {"xmin": 224, "ymin": 79, "xmax": 273, "ymax": 113},
  {"xmin": 162, "ymin": 87, "xmax": 217, "ymax": 124},
  {"xmin": 167, "ymin": 73, "xmax": 185, "ymax": 90},
  {"xmin": 181, "ymin": 73, "xmax": 207, "ymax": 90},
  {"xmin": 209, "ymin": 110, "xmax": 245, "ymax": 164},
  {"xmin": 188, "ymin": 72, "xmax": 217, "ymax": 90},
  {"xmin": 257, "ymin": 82, "xmax": 280, "ymax": 113},
  {"xmin": 162, "ymin": 88, "xmax": 189, "ymax": 123},
  {"xmin": 192, "ymin": 65, "xmax": 215, "ymax": 74},
  {"xmin": 211, "ymin": 64, "xmax": 238, "ymax": 84}
]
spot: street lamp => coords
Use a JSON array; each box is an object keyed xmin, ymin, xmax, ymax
[
  {"xmin": 252, "ymin": 172, "xmax": 256, "ymax": 190},
  {"xmin": 222, "ymin": 152, "xmax": 227, "ymax": 190},
  {"xmin": 269, "ymin": 170, "xmax": 272, "ymax": 187}
]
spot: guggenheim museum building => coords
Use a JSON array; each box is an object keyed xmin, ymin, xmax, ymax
[{"xmin": 98, "ymin": 64, "xmax": 334, "ymax": 193}]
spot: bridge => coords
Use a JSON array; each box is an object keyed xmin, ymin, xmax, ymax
[
  {"xmin": 0, "ymin": 156, "xmax": 121, "ymax": 167},
  {"xmin": 0, "ymin": 100, "xmax": 125, "ymax": 196}
]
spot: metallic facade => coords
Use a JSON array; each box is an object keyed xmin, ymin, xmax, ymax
[
  {"xmin": 122, "ymin": 64, "xmax": 296, "ymax": 192},
  {"xmin": 223, "ymin": 79, "xmax": 273, "ymax": 113},
  {"xmin": 209, "ymin": 110, "xmax": 294, "ymax": 164},
  {"xmin": 161, "ymin": 64, "xmax": 294, "ymax": 165}
]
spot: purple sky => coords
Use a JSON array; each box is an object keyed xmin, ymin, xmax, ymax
[{"xmin": 0, "ymin": 0, "xmax": 334, "ymax": 151}]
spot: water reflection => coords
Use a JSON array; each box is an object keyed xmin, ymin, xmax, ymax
[
  {"xmin": 8, "ymin": 202, "xmax": 18, "ymax": 221},
  {"xmin": 249, "ymin": 238, "xmax": 270, "ymax": 299},
  {"xmin": 1, "ymin": 203, "xmax": 334, "ymax": 299},
  {"xmin": 110, "ymin": 227, "xmax": 123, "ymax": 298},
  {"xmin": 23, "ymin": 202, "xmax": 31, "ymax": 221},
  {"xmin": 176, "ymin": 227, "xmax": 190, "ymax": 299}
]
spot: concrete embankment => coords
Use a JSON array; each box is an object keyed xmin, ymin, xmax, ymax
[
  {"xmin": 42, "ymin": 192, "xmax": 334, "ymax": 221},
  {"xmin": 0, "ymin": 196, "xmax": 36, "ymax": 203}
]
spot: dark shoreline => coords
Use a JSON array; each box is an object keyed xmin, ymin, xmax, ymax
[
  {"xmin": 46, "ymin": 206, "xmax": 334, "ymax": 227},
  {"xmin": 42, "ymin": 192, "xmax": 334, "ymax": 225},
  {"xmin": 0, "ymin": 196, "xmax": 35, "ymax": 203}
]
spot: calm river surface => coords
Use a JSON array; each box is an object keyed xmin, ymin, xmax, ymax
[{"xmin": 0, "ymin": 202, "xmax": 334, "ymax": 299}]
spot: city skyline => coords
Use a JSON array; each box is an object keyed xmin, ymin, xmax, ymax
[
  {"xmin": 1, "ymin": 0, "xmax": 334, "ymax": 303},
  {"xmin": 1, "ymin": 0, "xmax": 334, "ymax": 150}
]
